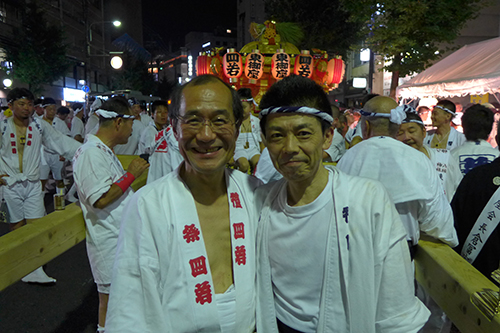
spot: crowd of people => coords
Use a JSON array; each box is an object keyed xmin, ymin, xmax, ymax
[{"xmin": 0, "ymin": 74, "xmax": 499, "ymax": 333}]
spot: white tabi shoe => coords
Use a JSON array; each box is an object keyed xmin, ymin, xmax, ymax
[{"xmin": 21, "ymin": 267, "xmax": 57, "ymax": 284}]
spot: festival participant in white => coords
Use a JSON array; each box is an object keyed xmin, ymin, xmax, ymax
[
  {"xmin": 145, "ymin": 124, "xmax": 183, "ymax": 184},
  {"xmin": 397, "ymin": 110, "xmax": 462, "ymax": 202},
  {"xmin": 337, "ymin": 96, "xmax": 458, "ymax": 250},
  {"xmin": 85, "ymin": 98, "xmax": 102, "ymax": 136},
  {"xmin": 105, "ymin": 75, "xmax": 261, "ymax": 333},
  {"xmin": 0, "ymin": 88, "xmax": 80, "ymax": 283},
  {"xmin": 113, "ymin": 98, "xmax": 146, "ymax": 155},
  {"xmin": 450, "ymin": 104, "xmax": 499, "ymax": 176},
  {"xmin": 72, "ymin": 96, "xmax": 149, "ymax": 333},
  {"xmin": 138, "ymin": 100, "xmax": 169, "ymax": 155},
  {"xmin": 70, "ymin": 103, "xmax": 85, "ymax": 143},
  {"xmin": 233, "ymin": 88, "xmax": 263, "ymax": 174},
  {"xmin": 323, "ymin": 104, "xmax": 346, "ymax": 163},
  {"xmin": 424, "ymin": 100, "xmax": 466, "ymax": 150},
  {"xmin": 40, "ymin": 99, "xmax": 69, "ymax": 191},
  {"xmin": 255, "ymin": 75, "xmax": 429, "ymax": 333}
]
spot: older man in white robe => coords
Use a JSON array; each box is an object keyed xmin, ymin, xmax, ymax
[
  {"xmin": 338, "ymin": 96, "xmax": 458, "ymax": 250},
  {"xmin": 106, "ymin": 75, "xmax": 260, "ymax": 332},
  {"xmin": 256, "ymin": 75, "xmax": 429, "ymax": 333}
]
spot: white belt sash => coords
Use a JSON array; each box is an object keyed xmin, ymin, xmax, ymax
[
  {"xmin": 173, "ymin": 171, "xmax": 253, "ymax": 332},
  {"xmin": 461, "ymin": 185, "xmax": 500, "ymax": 264}
]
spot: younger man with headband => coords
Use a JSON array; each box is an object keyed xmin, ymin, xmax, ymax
[
  {"xmin": 256, "ymin": 76, "xmax": 429, "ymax": 332},
  {"xmin": 424, "ymin": 100, "xmax": 465, "ymax": 150},
  {"xmin": 72, "ymin": 96, "xmax": 149, "ymax": 332}
]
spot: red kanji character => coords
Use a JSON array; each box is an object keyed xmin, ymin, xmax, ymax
[
  {"xmin": 189, "ymin": 256, "xmax": 208, "ymax": 277},
  {"xmin": 10, "ymin": 133, "xmax": 14, "ymax": 138},
  {"xmin": 27, "ymin": 141, "xmax": 31, "ymax": 146},
  {"xmin": 12, "ymin": 148, "xmax": 16, "ymax": 154},
  {"xmin": 183, "ymin": 224, "xmax": 200, "ymax": 243},
  {"xmin": 230, "ymin": 192, "xmax": 242, "ymax": 208},
  {"xmin": 195, "ymin": 281, "xmax": 212, "ymax": 304},
  {"xmin": 11, "ymin": 141, "xmax": 15, "ymax": 146},
  {"xmin": 235, "ymin": 245, "xmax": 246, "ymax": 265},
  {"xmin": 233, "ymin": 222, "xmax": 245, "ymax": 239},
  {"xmin": 28, "ymin": 126, "xmax": 32, "ymax": 131},
  {"xmin": 28, "ymin": 134, "xmax": 32, "ymax": 139}
]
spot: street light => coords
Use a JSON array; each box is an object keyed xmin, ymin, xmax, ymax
[
  {"xmin": 112, "ymin": 20, "xmax": 121, "ymax": 27},
  {"xmin": 110, "ymin": 56, "xmax": 123, "ymax": 69},
  {"xmin": 87, "ymin": 20, "xmax": 121, "ymax": 56},
  {"xmin": 3, "ymin": 78, "xmax": 12, "ymax": 88}
]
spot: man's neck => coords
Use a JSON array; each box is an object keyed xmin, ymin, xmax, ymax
[
  {"xmin": 95, "ymin": 131, "xmax": 118, "ymax": 150},
  {"xmin": 287, "ymin": 166, "xmax": 329, "ymax": 206},
  {"xmin": 154, "ymin": 121, "xmax": 164, "ymax": 130},
  {"xmin": 180, "ymin": 165, "xmax": 227, "ymax": 205},
  {"xmin": 436, "ymin": 123, "xmax": 451, "ymax": 136},
  {"xmin": 13, "ymin": 115, "xmax": 29, "ymax": 128}
]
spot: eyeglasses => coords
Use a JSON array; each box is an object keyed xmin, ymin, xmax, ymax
[{"xmin": 177, "ymin": 115, "xmax": 235, "ymax": 133}]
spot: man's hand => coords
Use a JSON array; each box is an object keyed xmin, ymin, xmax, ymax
[
  {"xmin": 0, "ymin": 174, "xmax": 8, "ymax": 186},
  {"xmin": 127, "ymin": 157, "xmax": 149, "ymax": 179}
]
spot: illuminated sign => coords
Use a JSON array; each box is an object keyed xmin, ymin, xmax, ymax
[{"xmin": 63, "ymin": 87, "xmax": 86, "ymax": 102}]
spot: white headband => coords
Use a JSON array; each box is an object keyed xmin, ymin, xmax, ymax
[
  {"xmin": 403, "ymin": 119, "xmax": 425, "ymax": 126},
  {"xmin": 241, "ymin": 98, "xmax": 258, "ymax": 106},
  {"xmin": 73, "ymin": 107, "xmax": 84, "ymax": 115},
  {"xmin": 359, "ymin": 105, "xmax": 408, "ymax": 125},
  {"xmin": 259, "ymin": 106, "xmax": 334, "ymax": 123},
  {"xmin": 434, "ymin": 105, "xmax": 456, "ymax": 116},
  {"xmin": 95, "ymin": 109, "xmax": 135, "ymax": 119}
]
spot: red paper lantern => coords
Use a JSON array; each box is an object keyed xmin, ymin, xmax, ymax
[
  {"xmin": 327, "ymin": 58, "xmax": 345, "ymax": 84},
  {"xmin": 294, "ymin": 50, "xmax": 313, "ymax": 78},
  {"xmin": 196, "ymin": 53, "xmax": 211, "ymax": 75},
  {"xmin": 271, "ymin": 49, "xmax": 290, "ymax": 80},
  {"xmin": 223, "ymin": 48, "xmax": 243, "ymax": 82},
  {"xmin": 244, "ymin": 50, "xmax": 265, "ymax": 83}
]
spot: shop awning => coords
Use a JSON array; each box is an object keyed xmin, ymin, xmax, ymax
[{"xmin": 397, "ymin": 37, "xmax": 500, "ymax": 99}]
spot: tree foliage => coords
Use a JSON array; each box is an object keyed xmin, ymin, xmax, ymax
[
  {"xmin": 341, "ymin": 0, "xmax": 486, "ymax": 95},
  {"xmin": 4, "ymin": 1, "xmax": 70, "ymax": 95},
  {"xmin": 110, "ymin": 52, "xmax": 157, "ymax": 95},
  {"xmin": 264, "ymin": 0, "xmax": 364, "ymax": 56}
]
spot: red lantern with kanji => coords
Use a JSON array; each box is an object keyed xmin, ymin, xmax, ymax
[
  {"xmin": 244, "ymin": 50, "xmax": 265, "ymax": 84},
  {"xmin": 314, "ymin": 55, "xmax": 329, "ymax": 83},
  {"xmin": 223, "ymin": 48, "xmax": 243, "ymax": 83},
  {"xmin": 196, "ymin": 53, "xmax": 211, "ymax": 75},
  {"xmin": 327, "ymin": 58, "xmax": 345, "ymax": 84},
  {"xmin": 294, "ymin": 50, "xmax": 313, "ymax": 78},
  {"xmin": 271, "ymin": 49, "xmax": 290, "ymax": 80}
]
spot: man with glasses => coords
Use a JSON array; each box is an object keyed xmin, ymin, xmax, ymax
[
  {"xmin": 73, "ymin": 96, "xmax": 149, "ymax": 333},
  {"xmin": 106, "ymin": 75, "xmax": 260, "ymax": 332}
]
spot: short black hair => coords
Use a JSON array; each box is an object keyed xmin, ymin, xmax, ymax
[
  {"xmin": 98, "ymin": 96, "xmax": 132, "ymax": 126},
  {"xmin": 259, "ymin": 75, "xmax": 332, "ymax": 135},
  {"xmin": 436, "ymin": 99, "xmax": 456, "ymax": 117},
  {"xmin": 461, "ymin": 104, "xmax": 494, "ymax": 141},
  {"xmin": 72, "ymin": 103, "xmax": 83, "ymax": 111},
  {"xmin": 169, "ymin": 75, "xmax": 243, "ymax": 128},
  {"xmin": 151, "ymin": 100, "xmax": 169, "ymax": 114},
  {"xmin": 237, "ymin": 88, "xmax": 253, "ymax": 100},
  {"xmin": 42, "ymin": 97, "xmax": 56, "ymax": 107},
  {"xmin": 57, "ymin": 106, "xmax": 70, "ymax": 115},
  {"xmin": 7, "ymin": 88, "xmax": 34, "ymax": 103},
  {"xmin": 34, "ymin": 98, "xmax": 44, "ymax": 106}
]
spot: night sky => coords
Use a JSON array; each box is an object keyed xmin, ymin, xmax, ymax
[{"xmin": 142, "ymin": 0, "xmax": 237, "ymax": 49}]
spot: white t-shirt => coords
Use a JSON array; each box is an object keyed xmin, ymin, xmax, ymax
[
  {"xmin": 114, "ymin": 119, "xmax": 146, "ymax": 155},
  {"xmin": 269, "ymin": 173, "xmax": 333, "ymax": 332},
  {"xmin": 53, "ymin": 117, "xmax": 70, "ymax": 136},
  {"xmin": 71, "ymin": 116, "xmax": 85, "ymax": 139}
]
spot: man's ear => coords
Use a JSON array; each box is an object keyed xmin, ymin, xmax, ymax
[
  {"xmin": 260, "ymin": 132, "xmax": 267, "ymax": 147},
  {"xmin": 323, "ymin": 126, "xmax": 334, "ymax": 150},
  {"xmin": 171, "ymin": 118, "xmax": 180, "ymax": 139}
]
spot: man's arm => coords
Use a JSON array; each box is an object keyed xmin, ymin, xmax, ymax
[
  {"xmin": 93, "ymin": 157, "xmax": 149, "ymax": 209},
  {"xmin": 40, "ymin": 120, "xmax": 81, "ymax": 160}
]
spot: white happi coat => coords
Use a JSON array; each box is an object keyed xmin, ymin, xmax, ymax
[
  {"xmin": 52, "ymin": 117, "xmax": 70, "ymax": 136},
  {"xmin": 147, "ymin": 125, "xmax": 183, "ymax": 183},
  {"xmin": 85, "ymin": 113, "xmax": 99, "ymax": 136},
  {"xmin": 0, "ymin": 117, "xmax": 80, "ymax": 186},
  {"xmin": 70, "ymin": 116, "xmax": 85, "ymax": 139},
  {"xmin": 138, "ymin": 122, "xmax": 159, "ymax": 155},
  {"xmin": 423, "ymin": 146, "xmax": 462, "ymax": 202},
  {"xmin": 337, "ymin": 136, "xmax": 458, "ymax": 247},
  {"xmin": 106, "ymin": 168, "xmax": 261, "ymax": 333},
  {"xmin": 256, "ymin": 166, "xmax": 430, "ymax": 333},
  {"xmin": 114, "ymin": 119, "xmax": 146, "ymax": 155},
  {"xmin": 324, "ymin": 128, "xmax": 346, "ymax": 162},
  {"xmin": 234, "ymin": 115, "xmax": 261, "ymax": 161},
  {"xmin": 450, "ymin": 139, "xmax": 500, "ymax": 176},
  {"xmin": 72, "ymin": 134, "xmax": 134, "ymax": 285},
  {"xmin": 424, "ymin": 127, "xmax": 466, "ymax": 150}
]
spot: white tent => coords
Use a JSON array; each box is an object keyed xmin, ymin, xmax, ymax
[{"xmin": 397, "ymin": 37, "xmax": 500, "ymax": 100}]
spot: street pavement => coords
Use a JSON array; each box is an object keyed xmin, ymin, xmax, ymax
[{"xmin": 0, "ymin": 187, "xmax": 98, "ymax": 333}]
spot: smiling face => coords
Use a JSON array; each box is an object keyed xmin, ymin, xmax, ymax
[
  {"xmin": 9, "ymin": 98, "xmax": 33, "ymax": 121},
  {"xmin": 431, "ymin": 106, "xmax": 451, "ymax": 127},
  {"xmin": 397, "ymin": 122, "xmax": 426, "ymax": 150},
  {"xmin": 264, "ymin": 113, "xmax": 333, "ymax": 183},
  {"xmin": 173, "ymin": 81, "xmax": 238, "ymax": 176}
]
